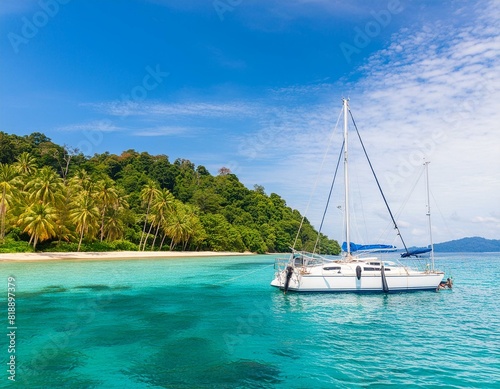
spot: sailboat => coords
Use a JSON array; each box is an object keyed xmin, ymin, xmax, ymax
[{"xmin": 270, "ymin": 99, "xmax": 444, "ymax": 293}]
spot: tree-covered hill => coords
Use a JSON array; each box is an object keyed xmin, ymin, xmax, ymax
[
  {"xmin": 0, "ymin": 131, "xmax": 340, "ymax": 254},
  {"xmin": 433, "ymin": 237, "xmax": 500, "ymax": 252}
]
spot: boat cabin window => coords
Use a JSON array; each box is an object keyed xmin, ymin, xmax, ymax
[
  {"xmin": 323, "ymin": 266, "xmax": 341, "ymax": 271},
  {"xmin": 363, "ymin": 267, "xmax": 390, "ymax": 271},
  {"xmin": 294, "ymin": 257, "xmax": 304, "ymax": 266},
  {"xmin": 368, "ymin": 262, "xmax": 381, "ymax": 266}
]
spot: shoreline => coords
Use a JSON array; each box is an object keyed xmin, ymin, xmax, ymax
[{"xmin": 0, "ymin": 251, "xmax": 255, "ymax": 262}]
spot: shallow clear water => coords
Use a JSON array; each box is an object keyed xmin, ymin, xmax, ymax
[{"xmin": 1, "ymin": 253, "xmax": 499, "ymax": 388}]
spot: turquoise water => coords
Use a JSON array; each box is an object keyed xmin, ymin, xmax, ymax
[{"xmin": 1, "ymin": 253, "xmax": 499, "ymax": 388}]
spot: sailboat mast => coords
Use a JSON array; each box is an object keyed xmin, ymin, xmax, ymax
[
  {"xmin": 343, "ymin": 98, "xmax": 351, "ymax": 256},
  {"xmin": 424, "ymin": 161, "xmax": 435, "ymax": 271}
]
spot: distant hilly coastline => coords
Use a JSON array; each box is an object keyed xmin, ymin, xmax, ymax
[{"xmin": 433, "ymin": 237, "xmax": 500, "ymax": 252}]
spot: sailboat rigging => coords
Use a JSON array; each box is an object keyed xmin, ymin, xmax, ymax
[
  {"xmin": 271, "ymin": 99, "xmax": 445, "ymax": 293},
  {"xmin": 400, "ymin": 162, "xmax": 434, "ymax": 259}
]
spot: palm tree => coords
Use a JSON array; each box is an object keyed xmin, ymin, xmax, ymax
[
  {"xmin": 104, "ymin": 207, "xmax": 125, "ymax": 242},
  {"xmin": 69, "ymin": 169, "xmax": 94, "ymax": 195},
  {"xmin": 14, "ymin": 152, "xmax": 37, "ymax": 176},
  {"xmin": 69, "ymin": 193, "xmax": 99, "ymax": 251},
  {"xmin": 103, "ymin": 194, "xmax": 128, "ymax": 242},
  {"xmin": 18, "ymin": 202, "xmax": 57, "ymax": 249},
  {"xmin": 25, "ymin": 166, "xmax": 64, "ymax": 206},
  {"xmin": 182, "ymin": 207, "xmax": 203, "ymax": 250},
  {"xmin": 188, "ymin": 214, "xmax": 207, "ymax": 251},
  {"xmin": 0, "ymin": 163, "xmax": 20, "ymax": 240},
  {"xmin": 149, "ymin": 188, "xmax": 174, "ymax": 250},
  {"xmin": 54, "ymin": 187, "xmax": 72, "ymax": 244},
  {"xmin": 95, "ymin": 178, "xmax": 119, "ymax": 241},
  {"xmin": 164, "ymin": 201, "xmax": 193, "ymax": 250},
  {"xmin": 139, "ymin": 180, "xmax": 160, "ymax": 250}
]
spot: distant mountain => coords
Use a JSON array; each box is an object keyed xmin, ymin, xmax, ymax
[{"xmin": 433, "ymin": 237, "xmax": 500, "ymax": 252}]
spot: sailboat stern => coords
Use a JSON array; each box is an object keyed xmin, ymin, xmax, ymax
[
  {"xmin": 270, "ymin": 255, "xmax": 307, "ymax": 292},
  {"xmin": 270, "ymin": 266, "xmax": 301, "ymax": 291}
]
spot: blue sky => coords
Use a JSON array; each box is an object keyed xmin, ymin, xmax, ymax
[{"xmin": 1, "ymin": 0, "xmax": 499, "ymax": 246}]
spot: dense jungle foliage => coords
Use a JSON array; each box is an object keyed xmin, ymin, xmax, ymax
[{"xmin": 0, "ymin": 131, "xmax": 340, "ymax": 254}]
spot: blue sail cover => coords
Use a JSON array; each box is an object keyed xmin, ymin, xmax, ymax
[
  {"xmin": 400, "ymin": 247, "xmax": 432, "ymax": 258},
  {"xmin": 342, "ymin": 242, "xmax": 397, "ymax": 252}
]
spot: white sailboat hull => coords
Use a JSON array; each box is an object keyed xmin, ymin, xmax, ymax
[
  {"xmin": 270, "ymin": 100, "xmax": 447, "ymax": 294},
  {"xmin": 271, "ymin": 261, "xmax": 444, "ymax": 292}
]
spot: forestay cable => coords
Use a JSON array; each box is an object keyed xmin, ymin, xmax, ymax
[{"xmin": 292, "ymin": 107, "xmax": 343, "ymax": 250}]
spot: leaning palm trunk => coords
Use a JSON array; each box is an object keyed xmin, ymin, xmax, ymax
[
  {"xmin": 139, "ymin": 202, "xmax": 151, "ymax": 249},
  {"xmin": 58, "ymin": 195, "xmax": 70, "ymax": 243},
  {"xmin": 77, "ymin": 227, "xmax": 85, "ymax": 252},
  {"xmin": 159, "ymin": 233, "xmax": 168, "ymax": 251},
  {"xmin": 142, "ymin": 221, "xmax": 155, "ymax": 251},
  {"xmin": 100, "ymin": 206, "xmax": 106, "ymax": 242},
  {"xmin": 151, "ymin": 224, "xmax": 161, "ymax": 250}
]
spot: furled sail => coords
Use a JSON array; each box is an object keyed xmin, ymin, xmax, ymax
[
  {"xmin": 400, "ymin": 247, "xmax": 432, "ymax": 258},
  {"xmin": 342, "ymin": 242, "xmax": 397, "ymax": 252}
]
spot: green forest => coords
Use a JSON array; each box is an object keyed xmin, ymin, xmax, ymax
[{"xmin": 0, "ymin": 131, "xmax": 340, "ymax": 254}]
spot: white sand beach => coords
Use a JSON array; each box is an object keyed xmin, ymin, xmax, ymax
[{"xmin": 0, "ymin": 251, "xmax": 253, "ymax": 261}]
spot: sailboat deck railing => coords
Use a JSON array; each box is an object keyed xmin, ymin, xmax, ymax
[{"xmin": 274, "ymin": 251, "xmax": 335, "ymax": 271}]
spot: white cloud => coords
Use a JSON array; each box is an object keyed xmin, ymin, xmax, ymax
[
  {"xmin": 472, "ymin": 216, "xmax": 500, "ymax": 224},
  {"xmin": 57, "ymin": 120, "xmax": 122, "ymax": 133},
  {"xmin": 87, "ymin": 101, "xmax": 260, "ymax": 119},
  {"xmin": 234, "ymin": 0, "xmax": 500, "ymax": 245},
  {"xmin": 343, "ymin": 3, "xmax": 499, "ymax": 243},
  {"xmin": 133, "ymin": 126, "xmax": 197, "ymax": 137}
]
